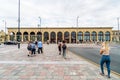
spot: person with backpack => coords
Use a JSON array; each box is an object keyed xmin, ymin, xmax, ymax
[
  {"xmin": 27, "ymin": 41, "xmax": 32, "ymax": 56},
  {"xmin": 31, "ymin": 42, "xmax": 36, "ymax": 56},
  {"xmin": 62, "ymin": 40, "xmax": 67, "ymax": 59}
]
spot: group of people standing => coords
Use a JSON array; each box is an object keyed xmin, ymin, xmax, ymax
[
  {"xmin": 27, "ymin": 41, "xmax": 43, "ymax": 56},
  {"xmin": 58, "ymin": 40, "xmax": 67, "ymax": 59},
  {"xmin": 27, "ymin": 40, "xmax": 67, "ymax": 59}
]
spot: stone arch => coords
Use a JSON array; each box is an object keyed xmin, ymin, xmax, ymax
[
  {"xmin": 44, "ymin": 32, "xmax": 49, "ymax": 42},
  {"xmin": 98, "ymin": 31, "xmax": 104, "ymax": 41},
  {"xmin": 64, "ymin": 31, "xmax": 69, "ymax": 43},
  {"xmin": 57, "ymin": 31, "xmax": 63, "ymax": 43},
  {"xmin": 91, "ymin": 31, "xmax": 97, "ymax": 42},
  {"xmin": 16, "ymin": 32, "xmax": 22, "ymax": 41},
  {"xmin": 30, "ymin": 32, "xmax": 35, "ymax": 41},
  {"xmin": 23, "ymin": 32, "xmax": 28, "ymax": 41},
  {"xmin": 71, "ymin": 31, "xmax": 76, "ymax": 43},
  {"xmin": 37, "ymin": 32, "xmax": 42, "ymax": 41},
  {"xmin": 84, "ymin": 31, "xmax": 90, "ymax": 41},
  {"xmin": 10, "ymin": 32, "xmax": 15, "ymax": 41},
  {"xmin": 50, "ymin": 31, "xmax": 56, "ymax": 43},
  {"xmin": 77, "ymin": 31, "xmax": 83, "ymax": 43}
]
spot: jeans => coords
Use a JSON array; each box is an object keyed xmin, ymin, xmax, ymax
[
  {"xmin": 63, "ymin": 49, "xmax": 66, "ymax": 58},
  {"xmin": 31, "ymin": 48, "xmax": 36, "ymax": 55},
  {"xmin": 38, "ymin": 47, "xmax": 43, "ymax": 54},
  {"xmin": 100, "ymin": 55, "xmax": 111, "ymax": 77}
]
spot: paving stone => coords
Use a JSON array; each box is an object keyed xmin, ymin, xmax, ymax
[{"xmin": 0, "ymin": 44, "xmax": 119, "ymax": 79}]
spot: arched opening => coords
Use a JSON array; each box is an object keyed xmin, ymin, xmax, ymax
[
  {"xmin": 23, "ymin": 32, "xmax": 28, "ymax": 41},
  {"xmin": 16, "ymin": 32, "xmax": 22, "ymax": 41},
  {"xmin": 57, "ymin": 32, "xmax": 62, "ymax": 43},
  {"xmin": 37, "ymin": 32, "xmax": 42, "ymax": 41},
  {"xmin": 44, "ymin": 32, "xmax": 49, "ymax": 42},
  {"xmin": 77, "ymin": 31, "xmax": 83, "ymax": 43},
  {"xmin": 71, "ymin": 31, "xmax": 76, "ymax": 43},
  {"xmin": 50, "ymin": 32, "xmax": 56, "ymax": 43},
  {"xmin": 64, "ymin": 31, "xmax": 69, "ymax": 43},
  {"xmin": 98, "ymin": 31, "xmax": 104, "ymax": 41},
  {"xmin": 91, "ymin": 31, "xmax": 97, "ymax": 42},
  {"xmin": 30, "ymin": 32, "xmax": 35, "ymax": 41},
  {"xmin": 105, "ymin": 31, "xmax": 110, "ymax": 41},
  {"xmin": 10, "ymin": 32, "xmax": 15, "ymax": 41},
  {"xmin": 84, "ymin": 31, "xmax": 90, "ymax": 41}
]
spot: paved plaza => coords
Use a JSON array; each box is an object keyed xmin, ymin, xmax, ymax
[{"xmin": 0, "ymin": 44, "xmax": 119, "ymax": 80}]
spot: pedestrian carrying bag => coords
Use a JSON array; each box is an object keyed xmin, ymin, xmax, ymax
[
  {"xmin": 62, "ymin": 44, "xmax": 66, "ymax": 49},
  {"xmin": 27, "ymin": 45, "xmax": 31, "ymax": 50}
]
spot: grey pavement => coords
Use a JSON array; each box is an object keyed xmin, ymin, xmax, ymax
[{"xmin": 0, "ymin": 44, "xmax": 119, "ymax": 80}]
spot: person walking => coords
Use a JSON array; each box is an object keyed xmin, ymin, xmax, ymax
[
  {"xmin": 27, "ymin": 41, "xmax": 32, "ymax": 56},
  {"xmin": 31, "ymin": 42, "xmax": 36, "ymax": 56},
  {"xmin": 38, "ymin": 40, "xmax": 43, "ymax": 54},
  {"xmin": 62, "ymin": 40, "xmax": 67, "ymax": 59},
  {"xmin": 99, "ymin": 42, "xmax": 111, "ymax": 78},
  {"xmin": 58, "ymin": 41, "xmax": 62, "ymax": 55}
]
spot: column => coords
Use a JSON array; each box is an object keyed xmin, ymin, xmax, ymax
[
  {"xmin": 8, "ymin": 33, "xmax": 10, "ymax": 41},
  {"xmin": 42, "ymin": 33, "xmax": 44, "ymax": 42},
  {"xmin": 90, "ymin": 32, "xmax": 91, "ymax": 41},
  {"xmin": 62, "ymin": 32, "xmax": 64, "ymax": 41},
  {"xmin": 69, "ymin": 32, "xmax": 71, "ymax": 43},
  {"xmin": 76, "ymin": 31, "xmax": 78, "ymax": 43},
  {"xmin": 49, "ymin": 32, "xmax": 50, "ymax": 42},
  {"xmin": 28, "ymin": 33, "xmax": 30, "ymax": 41},
  {"xmin": 21, "ymin": 34, "xmax": 23, "ymax": 42},
  {"xmin": 83, "ymin": 32, "xmax": 84, "ymax": 42},
  {"xmin": 56, "ymin": 32, "xmax": 57, "ymax": 43},
  {"xmin": 14, "ymin": 33, "xmax": 16, "ymax": 41},
  {"xmin": 110, "ymin": 32, "xmax": 112, "ymax": 42},
  {"xmin": 96, "ymin": 34, "xmax": 98, "ymax": 42}
]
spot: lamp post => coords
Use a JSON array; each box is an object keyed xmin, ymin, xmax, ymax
[
  {"xmin": 38, "ymin": 17, "xmax": 41, "ymax": 41},
  {"xmin": 18, "ymin": 0, "xmax": 20, "ymax": 49},
  {"xmin": 76, "ymin": 16, "xmax": 79, "ymax": 43},
  {"xmin": 38, "ymin": 17, "xmax": 41, "ymax": 32},
  {"xmin": 3, "ymin": 20, "xmax": 6, "ymax": 42},
  {"xmin": 117, "ymin": 17, "xmax": 120, "ymax": 42}
]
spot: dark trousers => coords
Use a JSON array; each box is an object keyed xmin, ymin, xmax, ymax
[
  {"xmin": 58, "ymin": 46, "xmax": 61, "ymax": 55},
  {"xmin": 100, "ymin": 55, "xmax": 111, "ymax": 77},
  {"xmin": 62, "ymin": 49, "xmax": 66, "ymax": 58},
  {"xmin": 38, "ymin": 47, "xmax": 43, "ymax": 54},
  {"xmin": 31, "ymin": 49, "xmax": 36, "ymax": 55}
]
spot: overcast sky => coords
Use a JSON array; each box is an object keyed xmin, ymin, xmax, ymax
[{"xmin": 0, "ymin": 0, "xmax": 120, "ymax": 32}]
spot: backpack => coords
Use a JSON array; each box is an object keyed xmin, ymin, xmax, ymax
[
  {"xmin": 62, "ymin": 44, "xmax": 66, "ymax": 49},
  {"xmin": 27, "ymin": 44, "xmax": 31, "ymax": 50}
]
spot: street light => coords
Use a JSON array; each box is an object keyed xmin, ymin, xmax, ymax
[
  {"xmin": 117, "ymin": 17, "xmax": 120, "ymax": 42},
  {"xmin": 76, "ymin": 16, "xmax": 79, "ymax": 27},
  {"xmin": 3, "ymin": 20, "xmax": 6, "ymax": 42},
  {"xmin": 38, "ymin": 17, "xmax": 42, "ymax": 41},
  {"xmin": 18, "ymin": 0, "xmax": 20, "ymax": 49},
  {"xmin": 76, "ymin": 16, "xmax": 79, "ymax": 43},
  {"xmin": 38, "ymin": 17, "xmax": 41, "ymax": 32}
]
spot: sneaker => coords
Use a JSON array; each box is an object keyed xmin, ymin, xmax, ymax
[
  {"xmin": 106, "ymin": 75, "xmax": 111, "ymax": 78},
  {"xmin": 27, "ymin": 55, "xmax": 30, "ymax": 56},
  {"xmin": 108, "ymin": 76, "xmax": 111, "ymax": 78},
  {"xmin": 100, "ymin": 73, "xmax": 104, "ymax": 76}
]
